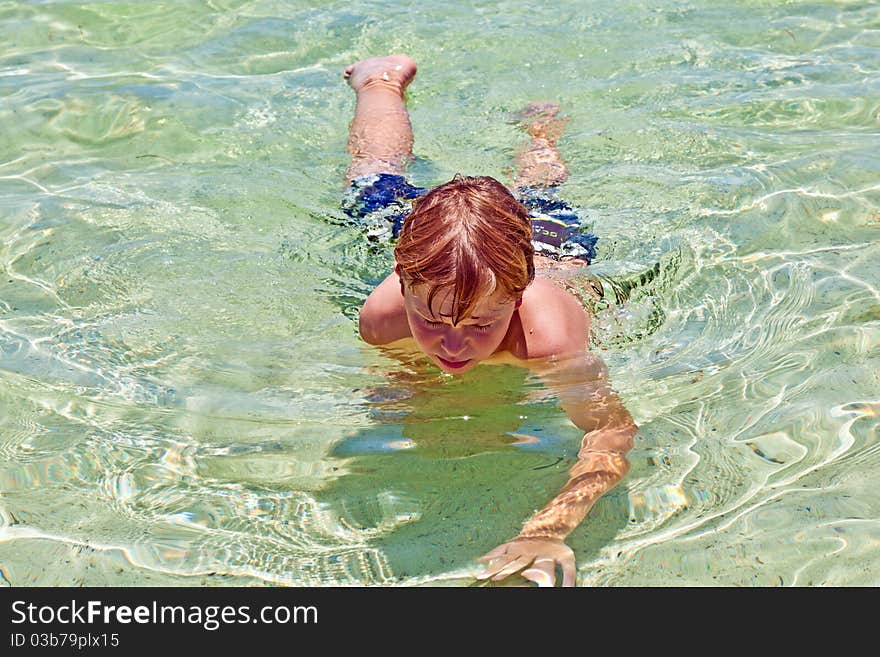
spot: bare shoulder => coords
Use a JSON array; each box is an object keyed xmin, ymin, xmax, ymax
[
  {"xmin": 510, "ymin": 277, "xmax": 591, "ymax": 360},
  {"xmin": 358, "ymin": 271, "xmax": 411, "ymax": 345}
]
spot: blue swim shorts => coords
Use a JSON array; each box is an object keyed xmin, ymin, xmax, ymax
[{"xmin": 342, "ymin": 173, "xmax": 598, "ymax": 263}]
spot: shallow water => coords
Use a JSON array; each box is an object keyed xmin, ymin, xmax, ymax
[{"xmin": 0, "ymin": 0, "xmax": 878, "ymax": 586}]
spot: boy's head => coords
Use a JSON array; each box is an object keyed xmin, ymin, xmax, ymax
[{"xmin": 394, "ymin": 175, "xmax": 535, "ymax": 374}]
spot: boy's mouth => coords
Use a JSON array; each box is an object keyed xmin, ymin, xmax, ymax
[{"xmin": 436, "ymin": 355, "xmax": 471, "ymax": 370}]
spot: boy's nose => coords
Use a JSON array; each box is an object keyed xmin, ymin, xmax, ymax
[{"xmin": 440, "ymin": 329, "xmax": 468, "ymax": 356}]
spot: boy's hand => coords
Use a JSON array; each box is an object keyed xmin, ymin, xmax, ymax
[{"xmin": 477, "ymin": 537, "xmax": 576, "ymax": 587}]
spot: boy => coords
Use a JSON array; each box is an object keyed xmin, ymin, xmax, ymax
[{"xmin": 343, "ymin": 55, "xmax": 637, "ymax": 586}]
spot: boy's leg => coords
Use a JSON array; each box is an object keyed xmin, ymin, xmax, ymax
[
  {"xmin": 513, "ymin": 104, "xmax": 594, "ymax": 273},
  {"xmin": 344, "ymin": 55, "xmax": 417, "ymax": 183},
  {"xmin": 513, "ymin": 103, "xmax": 569, "ymax": 189}
]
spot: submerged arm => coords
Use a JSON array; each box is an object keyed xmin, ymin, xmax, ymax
[
  {"xmin": 522, "ymin": 353, "xmax": 636, "ymax": 539},
  {"xmin": 479, "ymin": 352, "xmax": 637, "ymax": 586}
]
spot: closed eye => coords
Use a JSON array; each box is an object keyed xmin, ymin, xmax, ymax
[{"xmin": 418, "ymin": 315, "xmax": 494, "ymax": 331}]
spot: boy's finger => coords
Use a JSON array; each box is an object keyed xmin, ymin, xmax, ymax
[
  {"xmin": 490, "ymin": 556, "xmax": 532, "ymax": 581},
  {"xmin": 561, "ymin": 553, "xmax": 576, "ymax": 587},
  {"xmin": 477, "ymin": 544, "xmax": 509, "ymax": 562},
  {"xmin": 522, "ymin": 563, "xmax": 555, "ymax": 587},
  {"xmin": 476, "ymin": 553, "xmax": 521, "ymax": 579}
]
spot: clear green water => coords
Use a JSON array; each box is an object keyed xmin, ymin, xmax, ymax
[{"xmin": 1, "ymin": 0, "xmax": 878, "ymax": 586}]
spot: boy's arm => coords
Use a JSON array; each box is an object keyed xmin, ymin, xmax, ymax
[
  {"xmin": 358, "ymin": 270, "xmax": 411, "ymax": 345},
  {"xmin": 480, "ymin": 296, "xmax": 637, "ymax": 586}
]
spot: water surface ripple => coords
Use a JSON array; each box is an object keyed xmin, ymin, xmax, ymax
[{"xmin": 1, "ymin": 0, "xmax": 878, "ymax": 586}]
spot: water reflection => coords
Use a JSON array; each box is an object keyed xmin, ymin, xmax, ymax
[{"xmin": 325, "ymin": 360, "xmax": 629, "ymax": 582}]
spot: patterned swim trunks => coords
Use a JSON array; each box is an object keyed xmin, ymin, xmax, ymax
[{"xmin": 342, "ymin": 173, "xmax": 598, "ymax": 263}]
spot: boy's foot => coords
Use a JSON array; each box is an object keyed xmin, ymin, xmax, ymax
[
  {"xmin": 512, "ymin": 102, "xmax": 569, "ymax": 143},
  {"xmin": 344, "ymin": 55, "xmax": 417, "ymax": 94},
  {"xmin": 513, "ymin": 102, "xmax": 561, "ymax": 121}
]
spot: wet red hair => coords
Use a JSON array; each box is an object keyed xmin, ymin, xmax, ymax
[{"xmin": 394, "ymin": 175, "xmax": 535, "ymax": 324}]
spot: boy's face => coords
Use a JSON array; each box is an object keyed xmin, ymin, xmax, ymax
[{"xmin": 401, "ymin": 279, "xmax": 519, "ymax": 375}]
